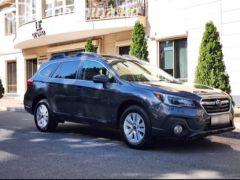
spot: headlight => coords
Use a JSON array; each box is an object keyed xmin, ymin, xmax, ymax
[{"xmin": 154, "ymin": 93, "xmax": 195, "ymax": 108}]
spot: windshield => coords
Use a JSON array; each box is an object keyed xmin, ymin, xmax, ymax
[{"xmin": 106, "ymin": 57, "xmax": 178, "ymax": 83}]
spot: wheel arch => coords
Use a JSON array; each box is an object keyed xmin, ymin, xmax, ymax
[
  {"xmin": 116, "ymin": 99, "xmax": 151, "ymax": 129},
  {"xmin": 32, "ymin": 94, "xmax": 48, "ymax": 114}
]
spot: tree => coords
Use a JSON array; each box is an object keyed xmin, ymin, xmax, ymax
[
  {"xmin": 85, "ymin": 39, "xmax": 95, "ymax": 53},
  {"xmin": 195, "ymin": 21, "xmax": 231, "ymax": 94},
  {"xmin": 0, "ymin": 79, "xmax": 4, "ymax": 99},
  {"xmin": 130, "ymin": 21, "xmax": 149, "ymax": 61}
]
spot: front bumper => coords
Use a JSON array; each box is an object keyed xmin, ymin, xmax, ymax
[
  {"xmin": 151, "ymin": 103, "xmax": 235, "ymax": 139},
  {"xmin": 152, "ymin": 116, "xmax": 235, "ymax": 139},
  {"xmin": 24, "ymin": 104, "xmax": 33, "ymax": 114}
]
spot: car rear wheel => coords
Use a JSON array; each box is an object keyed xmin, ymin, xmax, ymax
[
  {"xmin": 120, "ymin": 105, "xmax": 152, "ymax": 149},
  {"xmin": 34, "ymin": 99, "xmax": 58, "ymax": 132}
]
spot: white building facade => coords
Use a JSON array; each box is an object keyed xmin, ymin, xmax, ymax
[
  {"xmin": 147, "ymin": 0, "xmax": 240, "ymax": 106},
  {"xmin": 0, "ymin": 0, "xmax": 240, "ymax": 106}
]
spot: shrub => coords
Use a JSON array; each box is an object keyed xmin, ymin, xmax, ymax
[
  {"xmin": 0, "ymin": 79, "xmax": 4, "ymax": 99},
  {"xmin": 130, "ymin": 21, "xmax": 149, "ymax": 61},
  {"xmin": 195, "ymin": 21, "xmax": 231, "ymax": 94},
  {"xmin": 85, "ymin": 39, "xmax": 96, "ymax": 53}
]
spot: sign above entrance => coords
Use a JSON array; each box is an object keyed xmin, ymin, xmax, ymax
[{"xmin": 32, "ymin": 20, "xmax": 46, "ymax": 39}]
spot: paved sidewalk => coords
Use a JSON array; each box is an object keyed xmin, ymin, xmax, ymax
[
  {"xmin": 235, "ymin": 117, "xmax": 240, "ymax": 132},
  {"xmin": 0, "ymin": 97, "xmax": 25, "ymax": 112}
]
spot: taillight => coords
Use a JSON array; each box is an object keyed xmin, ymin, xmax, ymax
[{"xmin": 27, "ymin": 79, "xmax": 33, "ymax": 89}]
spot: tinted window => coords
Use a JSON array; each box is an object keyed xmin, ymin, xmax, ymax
[
  {"xmin": 81, "ymin": 61, "xmax": 114, "ymax": 82},
  {"xmin": 40, "ymin": 63, "xmax": 59, "ymax": 77},
  {"xmin": 53, "ymin": 61, "xmax": 80, "ymax": 79},
  {"xmin": 106, "ymin": 57, "xmax": 176, "ymax": 83},
  {"xmin": 160, "ymin": 39, "xmax": 187, "ymax": 81},
  {"xmin": 119, "ymin": 46, "xmax": 130, "ymax": 55}
]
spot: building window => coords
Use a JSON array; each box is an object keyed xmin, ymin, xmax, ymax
[
  {"xmin": 43, "ymin": 0, "xmax": 75, "ymax": 18},
  {"xmin": 7, "ymin": 61, "xmax": 17, "ymax": 93},
  {"xmin": 5, "ymin": 12, "xmax": 16, "ymax": 35},
  {"xmin": 159, "ymin": 39, "xmax": 187, "ymax": 81},
  {"xmin": 119, "ymin": 46, "xmax": 130, "ymax": 55},
  {"xmin": 19, "ymin": 0, "xmax": 37, "ymax": 26},
  {"xmin": 26, "ymin": 59, "xmax": 37, "ymax": 80}
]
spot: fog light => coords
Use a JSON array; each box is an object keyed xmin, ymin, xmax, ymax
[{"xmin": 173, "ymin": 125, "xmax": 183, "ymax": 135}]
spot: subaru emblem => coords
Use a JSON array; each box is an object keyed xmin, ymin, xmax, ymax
[{"xmin": 215, "ymin": 100, "xmax": 222, "ymax": 106}]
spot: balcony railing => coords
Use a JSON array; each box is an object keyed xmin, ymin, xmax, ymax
[
  {"xmin": 86, "ymin": 0, "xmax": 145, "ymax": 21},
  {"xmin": 0, "ymin": 0, "xmax": 14, "ymax": 7}
]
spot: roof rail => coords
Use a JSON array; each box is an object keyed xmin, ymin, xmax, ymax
[
  {"xmin": 102, "ymin": 54, "xmax": 141, "ymax": 61},
  {"xmin": 122, "ymin": 55, "xmax": 140, "ymax": 60},
  {"xmin": 49, "ymin": 53, "xmax": 66, "ymax": 61},
  {"xmin": 76, "ymin": 52, "xmax": 102, "ymax": 58},
  {"xmin": 49, "ymin": 52, "xmax": 104, "ymax": 61}
]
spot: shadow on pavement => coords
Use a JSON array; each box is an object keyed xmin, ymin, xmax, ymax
[
  {"xmin": 55, "ymin": 122, "xmax": 235, "ymax": 153},
  {"xmin": 1, "ymin": 112, "xmax": 240, "ymax": 179}
]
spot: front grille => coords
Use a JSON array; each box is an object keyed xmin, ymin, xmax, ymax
[{"xmin": 201, "ymin": 98, "xmax": 230, "ymax": 114}]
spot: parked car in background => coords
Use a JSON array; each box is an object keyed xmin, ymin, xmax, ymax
[{"xmin": 24, "ymin": 53, "xmax": 235, "ymax": 149}]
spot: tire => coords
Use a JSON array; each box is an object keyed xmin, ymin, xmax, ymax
[
  {"xmin": 120, "ymin": 105, "xmax": 152, "ymax": 149},
  {"xmin": 34, "ymin": 99, "xmax": 58, "ymax": 132}
]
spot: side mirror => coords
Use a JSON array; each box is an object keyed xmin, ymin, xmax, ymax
[{"xmin": 93, "ymin": 75, "xmax": 109, "ymax": 83}]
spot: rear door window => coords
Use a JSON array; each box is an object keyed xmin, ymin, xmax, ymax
[
  {"xmin": 53, "ymin": 61, "xmax": 80, "ymax": 79},
  {"xmin": 40, "ymin": 63, "xmax": 59, "ymax": 77}
]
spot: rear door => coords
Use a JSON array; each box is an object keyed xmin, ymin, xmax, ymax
[{"xmin": 50, "ymin": 60, "xmax": 81, "ymax": 116}]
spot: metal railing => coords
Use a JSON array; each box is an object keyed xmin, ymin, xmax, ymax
[{"xmin": 86, "ymin": 0, "xmax": 145, "ymax": 21}]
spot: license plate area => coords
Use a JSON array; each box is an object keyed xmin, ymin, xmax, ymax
[{"xmin": 211, "ymin": 114, "xmax": 230, "ymax": 126}]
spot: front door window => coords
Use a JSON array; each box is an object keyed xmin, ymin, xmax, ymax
[{"xmin": 81, "ymin": 60, "xmax": 114, "ymax": 82}]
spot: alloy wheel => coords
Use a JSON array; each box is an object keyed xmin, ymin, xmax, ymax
[
  {"xmin": 123, "ymin": 112, "xmax": 146, "ymax": 145},
  {"xmin": 36, "ymin": 104, "xmax": 49, "ymax": 130}
]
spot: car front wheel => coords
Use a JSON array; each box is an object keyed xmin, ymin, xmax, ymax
[{"xmin": 120, "ymin": 105, "xmax": 152, "ymax": 149}]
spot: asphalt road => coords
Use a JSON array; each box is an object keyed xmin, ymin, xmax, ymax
[{"xmin": 0, "ymin": 111, "xmax": 240, "ymax": 179}]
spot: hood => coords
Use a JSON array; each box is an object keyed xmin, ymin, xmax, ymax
[{"xmin": 131, "ymin": 81, "xmax": 227, "ymax": 99}]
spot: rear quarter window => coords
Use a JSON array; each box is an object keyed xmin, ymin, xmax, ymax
[{"xmin": 39, "ymin": 63, "xmax": 59, "ymax": 77}]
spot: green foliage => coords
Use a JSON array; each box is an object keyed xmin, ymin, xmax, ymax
[
  {"xmin": 130, "ymin": 21, "xmax": 149, "ymax": 61},
  {"xmin": 0, "ymin": 79, "xmax": 4, "ymax": 99},
  {"xmin": 195, "ymin": 21, "xmax": 231, "ymax": 94},
  {"xmin": 85, "ymin": 39, "xmax": 95, "ymax": 53}
]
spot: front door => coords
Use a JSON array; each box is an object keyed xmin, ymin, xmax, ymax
[{"xmin": 75, "ymin": 60, "xmax": 118, "ymax": 124}]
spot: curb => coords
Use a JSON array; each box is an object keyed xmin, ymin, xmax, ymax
[
  {"xmin": 234, "ymin": 108, "xmax": 240, "ymax": 117},
  {"xmin": 235, "ymin": 113, "xmax": 240, "ymax": 118},
  {"xmin": 0, "ymin": 107, "xmax": 25, "ymax": 113}
]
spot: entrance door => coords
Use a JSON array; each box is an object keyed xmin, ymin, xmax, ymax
[
  {"xmin": 7, "ymin": 61, "xmax": 17, "ymax": 93},
  {"xmin": 76, "ymin": 60, "xmax": 117, "ymax": 124}
]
